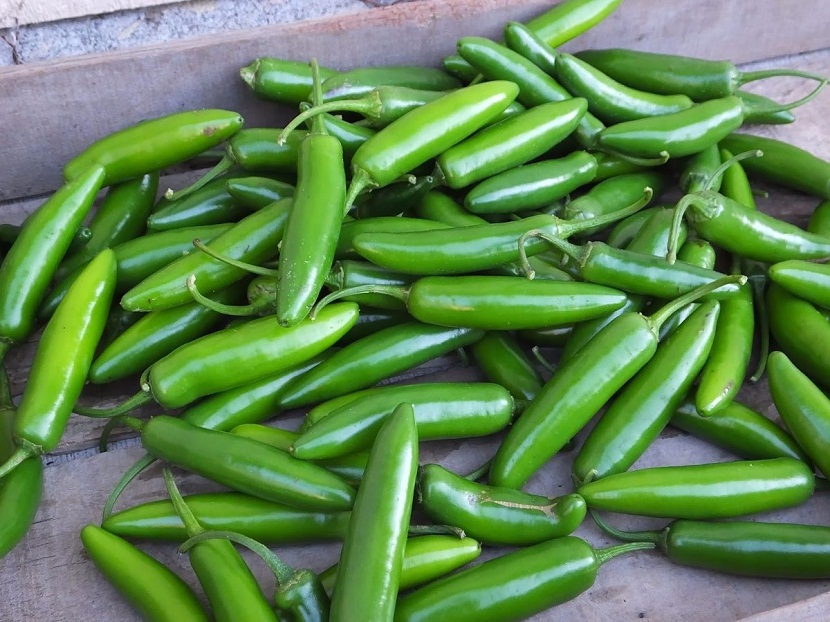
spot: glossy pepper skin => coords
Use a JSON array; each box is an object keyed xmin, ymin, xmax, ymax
[
  {"xmin": 148, "ymin": 173, "xmax": 249, "ymax": 231},
  {"xmin": 64, "ymin": 109, "xmax": 244, "ymax": 186},
  {"xmin": 276, "ymin": 61, "xmax": 348, "ymax": 327},
  {"xmin": 81, "ymin": 525, "xmax": 210, "ymax": 622},
  {"xmin": 0, "ymin": 251, "xmax": 116, "ymax": 478},
  {"xmin": 418, "ymin": 464, "xmax": 586, "ymax": 546},
  {"xmin": 596, "ymin": 514, "xmax": 830, "ymax": 579},
  {"xmin": 0, "ymin": 370, "xmax": 43, "ymax": 559},
  {"xmin": 577, "ymin": 458, "xmax": 815, "ymax": 519},
  {"xmin": 277, "ymin": 322, "xmax": 484, "ymax": 409},
  {"xmin": 0, "ymin": 166, "xmax": 105, "ymax": 355},
  {"xmin": 240, "ymin": 57, "xmax": 338, "ymax": 104},
  {"xmin": 330, "ymin": 403, "xmax": 418, "ymax": 622},
  {"xmin": 470, "ymin": 332, "xmax": 543, "ymax": 405},
  {"xmin": 394, "ymin": 536, "xmax": 649, "ymax": 622},
  {"xmin": 768, "ymin": 260, "xmax": 830, "ymax": 310},
  {"xmin": 670, "ymin": 399, "xmax": 809, "ymax": 463},
  {"xmin": 101, "ymin": 492, "xmax": 351, "ymax": 543},
  {"xmin": 291, "ymin": 382, "xmax": 513, "ymax": 460},
  {"xmin": 524, "ymin": 0, "xmax": 622, "ymax": 47},
  {"xmin": 137, "ymin": 415, "xmax": 357, "ymax": 511},
  {"xmin": 768, "ymin": 351, "xmax": 830, "ymax": 478},
  {"xmin": 572, "ymin": 300, "xmax": 720, "ymax": 483}
]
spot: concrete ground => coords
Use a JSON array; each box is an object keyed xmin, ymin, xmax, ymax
[{"xmin": 0, "ymin": 0, "xmax": 411, "ymax": 67}]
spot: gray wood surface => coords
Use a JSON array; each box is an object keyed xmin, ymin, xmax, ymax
[{"xmin": 1, "ymin": 0, "xmax": 830, "ymax": 620}]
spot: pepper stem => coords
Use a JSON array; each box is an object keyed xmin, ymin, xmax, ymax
[
  {"xmin": 740, "ymin": 78, "xmax": 827, "ymax": 114},
  {"xmin": 192, "ymin": 239, "xmax": 279, "ymax": 277},
  {"xmin": 666, "ymin": 194, "xmax": 709, "ymax": 264},
  {"xmin": 740, "ymin": 67, "xmax": 828, "ymax": 89},
  {"xmin": 648, "ymin": 275, "xmax": 747, "ymax": 332},
  {"xmin": 558, "ymin": 187, "xmax": 653, "ymax": 239},
  {"xmin": 407, "ymin": 524, "xmax": 466, "ymax": 538},
  {"xmin": 590, "ymin": 510, "xmax": 662, "ymax": 545},
  {"xmin": 0, "ymin": 446, "xmax": 35, "ymax": 480},
  {"xmin": 596, "ymin": 147, "xmax": 670, "ymax": 167},
  {"xmin": 165, "ymin": 155, "xmax": 234, "ymax": 202},
  {"xmin": 745, "ymin": 260, "xmax": 771, "ymax": 382},
  {"xmin": 310, "ymin": 284, "xmax": 408, "ymax": 320},
  {"xmin": 464, "ymin": 458, "xmax": 492, "ymax": 482},
  {"xmin": 179, "ymin": 530, "xmax": 295, "ymax": 586},
  {"xmin": 518, "ymin": 230, "xmax": 586, "ymax": 280},
  {"xmin": 98, "ymin": 418, "xmax": 120, "ymax": 452},
  {"xmin": 0, "ymin": 365, "xmax": 11, "ymax": 409},
  {"xmin": 594, "ymin": 540, "xmax": 657, "ymax": 566},
  {"xmin": 74, "ymin": 390, "xmax": 153, "ymax": 419},
  {"xmin": 186, "ymin": 275, "xmax": 267, "ymax": 316},
  {"xmin": 703, "ymin": 149, "xmax": 763, "ymax": 192},
  {"xmin": 277, "ymin": 93, "xmax": 382, "ymax": 145},
  {"xmin": 239, "ymin": 60, "xmax": 258, "ymax": 88},
  {"xmin": 162, "ymin": 468, "xmax": 204, "ymax": 538},
  {"xmin": 309, "ymin": 59, "xmax": 326, "ymax": 136},
  {"xmin": 531, "ymin": 346, "xmax": 557, "ymax": 374},
  {"xmin": 102, "ymin": 452, "xmax": 156, "ymax": 521},
  {"xmin": 344, "ymin": 168, "xmax": 377, "ymax": 216}
]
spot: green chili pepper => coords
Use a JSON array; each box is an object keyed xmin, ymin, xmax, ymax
[
  {"xmin": 0, "ymin": 368, "xmax": 42, "ymax": 559},
  {"xmin": 675, "ymin": 238, "xmax": 717, "ymax": 268},
  {"xmin": 355, "ymin": 175, "xmax": 437, "ymax": 219},
  {"xmin": 225, "ymin": 176, "xmax": 296, "ymax": 209},
  {"xmin": 470, "ymin": 332, "xmax": 543, "ymax": 405},
  {"xmin": 679, "ymin": 144, "xmax": 723, "ymax": 194},
  {"xmin": 767, "ymin": 282, "xmax": 830, "ymax": 389},
  {"xmin": 148, "ymin": 174, "xmax": 250, "ymax": 231},
  {"xmin": 277, "ymin": 322, "xmax": 484, "ymax": 410},
  {"xmin": 0, "ymin": 166, "xmax": 105, "ymax": 357},
  {"xmin": 90, "ymin": 283, "xmax": 246, "ymax": 384},
  {"xmin": 721, "ymin": 133, "xmax": 830, "ymax": 200},
  {"xmin": 0, "ymin": 250, "xmax": 116, "ymax": 479},
  {"xmin": 624, "ymin": 208, "xmax": 687, "ymax": 258},
  {"xmin": 102, "ymin": 491, "xmax": 351, "ymax": 543},
  {"xmin": 291, "ymin": 382, "xmax": 513, "ymax": 460},
  {"xmin": 179, "ymin": 353, "xmax": 329, "ymax": 432},
  {"xmin": 121, "ymin": 198, "xmax": 290, "ymax": 312},
  {"xmin": 435, "ymin": 99, "xmax": 588, "ymax": 189},
  {"xmin": 737, "ymin": 90, "xmax": 796, "ymax": 124},
  {"xmin": 320, "ymin": 534, "xmax": 481, "ymax": 595},
  {"xmin": 442, "ymin": 54, "xmax": 478, "ymax": 83},
  {"xmin": 239, "ymin": 57, "xmax": 338, "ymax": 104},
  {"xmin": 463, "ymin": 151, "xmax": 598, "ymax": 214},
  {"xmin": 564, "ymin": 171, "xmax": 665, "ymax": 231},
  {"xmin": 593, "ymin": 512, "xmax": 830, "ymax": 579},
  {"xmin": 276, "ymin": 60, "xmax": 348, "ymax": 327},
  {"xmin": 555, "ymin": 52, "xmax": 694, "ymax": 124},
  {"xmin": 457, "ymin": 37, "xmax": 605, "ymax": 148},
  {"xmin": 330, "ymin": 403, "xmax": 418, "ymax": 622},
  {"xmin": 78, "ymin": 302, "xmax": 358, "ymax": 415},
  {"xmin": 605, "ymin": 206, "xmax": 662, "ymax": 248},
  {"xmin": 111, "ymin": 223, "xmax": 231, "ymax": 292},
  {"xmin": 768, "ymin": 351, "xmax": 830, "ymax": 478},
  {"xmin": 335, "ymin": 81, "xmax": 520, "ymax": 211},
  {"xmin": 336, "ymin": 216, "xmax": 450, "ymax": 260},
  {"xmin": 163, "ymin": 469, "xmax": 277, "ymax": 622},
  {"xmin": 503, "ymin": 20, "xmax": 557, "ymax": 74},
  {"xmin": 768, "ymin": 260, "xmax": 830, "ymax": 310},
  {"xmin": 575, "ymin": 47, "xmax": 824, "ymax": 101},
  {"xmin": 808, "ymin": 199, "xmax": 830, "ymax": 234},
  {"xmin": 520, "ymin": 232, "xmax": 741, "ymax": 301},
  {"xmin": 489, "ymin": 276, "xmax": 743, "ymax": 489},
  {"xmin": 125, "ymin": 415, "xmax": 357, "ymax": 511},
  {"xmin": 418, "ymin": 463, "xmax": 585, "ymax": 545},
  {"xmin": 352, "ymin": 190, "xmax": 649, "ymax": 276},
  {"xmin": 670, "ymin": 399, "xmax": 809, "ymax": 463},
  {"xmin": 339, "ymin": 309, "xmax": 410, "ymax": 345},
  {"xmin": 395, "ymin": 536, "xmax": 652, "ymax": 622},
  {"xmin": 320, "ymin": 65, "xmax": 460, "ymax": 102},
  {"xmin": 572, "ymin": 300, "xmax": 720, "ymax": 483},
  {"xmin": 577, "ymin": 457, "xmax": 815, "ymax": 519},
  {"xmin": 65, "ymin": 110, "xmax": 243, "ymax": 186},
  {"xmin": 81, "ymin": 524, "xmax": 210, "ymax": 622},
  {"xmin": 525, "ymin": 0, "xmax": 622, "ymax": 47}
]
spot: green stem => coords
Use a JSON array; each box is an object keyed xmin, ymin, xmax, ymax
[
  {"xmin": 740, "ymin": 67, "xmax": 828, "ymax": 88},
  {"xmin": 518, "ymin": 230, "xmax": 586, "ymax": 280},
  {"xmin": 596, "ymin": 147, "xmax": 670, "ymax": 167},
  {"xmin": 310, "ymin": 59, "xmax": 326, "ymax": 136},
  {"xmin": 590, "ymin": 510, "xmax": 661, "ymax": 545},
  {"xmin": 0, "ymin": 365, "xmax": 11, "ymax": 409},
  {"xmin": 239, "ymin": 60, "xmax": 257, "ymax": 88},
  {"xmin": 186, "ymin": 275, "xmax": 268, "ymax": 316},
  {"xmin": 464, "ymin": 459, "xmax": 492, "ymax": 482},
  {"xmin": 102, "ymin": 452, "xmax": 157, "ymax": 521},
  {"xmin": 278, "ymin": 93, "xmax": 382, "ymax": 145},
  {"xmin": 179, "ymin": 530, "xmax": 295, "ymax": 586},
  {"xmin": 311, "ymin": 284, "xmax": 408, "ymax": 320},
  {"xmin": 648, "ymin": 275, "xmax": 746, "ymax": 332},
  {"xmin": 344, "ymin": 168, "xmax": 376, "ymax": 216},
  {"xmin": 162, "ymin": 468, "xmax": 204, "ymax": 537},
  {"xmin": 559, "ymin": 187, "xmax": 654, "ymax": 238},
  {"xmin": 703, "ymin": 149, "xmax": 763, "ymax": 192},
  {"xmin": 0, "ymin": 445, "xmax": 35, "ymax": 480},
  {"xmin": 594, "ymin": 541, "xmax": 656, "ymax": 565},
  {"xmin": 74, "ymin": 391, "xmax": 153, "ymax": 419},
  {"xmin": 165, "ymin": 155, "xmax": 234, "ymax": 202},
  {"xmin": 98, "ymin": 418, "xmax": 121, "ymax": 452},
  {"xmin": 192, "ymin": 239, "xmax": 279, "ymax": 277},
  {"xmin": 739, "ymin": 78, "xmax": 826, "ymax": 114},
  {"xmin": 531, "ymin": 346, "xmax": 557, "ymax": 374},
  {"xmin": 666, "ymin": 194, "xmax": 708, "ymax": 264}
]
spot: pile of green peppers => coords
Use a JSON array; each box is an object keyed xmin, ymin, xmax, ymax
[{"xmin": 1, "ymin": 0, "xmax": 830, "ymax": 620}]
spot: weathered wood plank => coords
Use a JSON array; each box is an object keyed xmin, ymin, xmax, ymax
[
  {"xmin": 2, "ymin": 0, "xmax": 830, "ymax": 201},
  {"xmin": 0, "ymin": 0, "xmax": 179, "ymax": 28}
]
